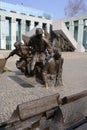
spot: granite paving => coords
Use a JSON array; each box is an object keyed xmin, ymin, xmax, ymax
[{"xmin": 0, "ymin": 52, "xmax": 87, "ymax": 123}]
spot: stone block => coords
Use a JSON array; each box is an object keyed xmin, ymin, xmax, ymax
[{"xmin": 0, "ymin": 58, "xmax": 6, "ymax": 73}]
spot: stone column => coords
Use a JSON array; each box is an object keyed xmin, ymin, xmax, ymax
[
  {"xmin": 46, "ymin": 23, "xmax": 50, "ymax": 33},
  {"xmin": 30, "ymin": 21, "xmax": 34, "ymax": 30},
  {"xmin": 21, "ymin": 19, "xmax": 26, "ymax": 38},
  {"xmin": 11, "ymin": 18, "xmax": 16, "ymax": 50},
  {"xmin": 69, "ymin": 21, "xmax": 74, "ymax": 36},
  {"xmin": 38, "ymin": 22, "xmax": 42, "ymax": 28},
  {"xmin": 0, "ymin": 16, "xmax": 6, "ymax": 49},
  {"xmin": 78, "ymin": 19, "xmax": 84, "ymax": 44}
]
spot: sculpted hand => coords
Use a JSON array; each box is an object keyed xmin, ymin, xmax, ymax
[{"xmin": 5, "ymin": 57, "xmax": 7, "ymax": 61}]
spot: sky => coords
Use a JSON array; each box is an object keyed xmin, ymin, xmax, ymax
[
  {"xmin": 1, "ymin": 0, "xmax": 87, "ymax": 19},
  {"xmin": 1, "ymin": 0, "xmax": 68, "ymax": 19}
]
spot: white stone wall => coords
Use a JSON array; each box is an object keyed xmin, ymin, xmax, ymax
[
  {"xmin": 0, "ymin": 10, "xmax": 52, "ymax": 50},
  {"xmin": 53, "ymin": 20, "xmax": 85, "ymax": 52}
]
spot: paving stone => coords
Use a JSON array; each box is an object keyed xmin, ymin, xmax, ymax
[{"xmin": 0, "ymin": 52, "xmax": 87, "ymax": 123}]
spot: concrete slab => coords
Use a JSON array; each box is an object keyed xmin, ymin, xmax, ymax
[{"xmin": 0, "ymin": 54, "xmax": 4, "ymax": 58}]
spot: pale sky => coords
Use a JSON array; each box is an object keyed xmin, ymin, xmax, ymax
[{"xmin": 1, "ymin": 0, "xmax": 87, "ymax": 19}]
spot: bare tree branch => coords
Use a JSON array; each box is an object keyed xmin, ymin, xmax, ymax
[{"xmin": 64, "ymin": 0, "xmax": 87, "ymax": 17}]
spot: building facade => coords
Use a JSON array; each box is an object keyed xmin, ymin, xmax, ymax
[
  {"xmin": 61, "ymin": 14, "xmax": 87, "ymax": 51},
  {"xmin": 0, "ymin": 1, "xmax": 52, "ymax": 50}
]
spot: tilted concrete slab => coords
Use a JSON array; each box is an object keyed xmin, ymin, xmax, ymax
[{"xmin": 53, "ymin": 20, "xmax": 85, "ymax": 52}]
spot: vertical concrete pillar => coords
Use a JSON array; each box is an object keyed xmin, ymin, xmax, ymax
[
  {"xmin": 78, "ymin": 19, "xmax": 84, "ymax": 44},
  {"xmin": 46, "ymin": 23, "xmax": 50, "ymax": 33},
  {"xmin": 21, "ymin": 19, "xmax": 26, "ymax": 41},
  {"xmin": 0, "ymin": 16, "xmax": 6, "ymax": 49},
  {"xmin": 69, "ymin": 21, "xmax": 74, "ymax": 36},
  {"xmin": 30, "ymin": 21, "xmax": 34, "ymax": 30},
  {"xmin": 11, "ymin": 17, "xmax": 16, "ymax": 50},
  {"xmin": 39, "ymin": 22, "xmax": 42, "ymax": 28}
]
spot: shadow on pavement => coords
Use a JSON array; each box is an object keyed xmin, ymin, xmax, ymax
[{"xmin": 9, "ymin": 75, "xmax": 34, "ymax": 88}]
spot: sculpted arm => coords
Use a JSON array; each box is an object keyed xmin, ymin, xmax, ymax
[
  {"xmin": 44, "ymin": 38, "xmax": 53, "ymax": 54},
  {"xmin": 5, "ymin": 49, "xmax": 17, "ymax": 60}
]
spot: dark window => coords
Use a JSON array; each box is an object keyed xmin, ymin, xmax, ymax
[
  {"xmin": 74, "ymin": 21, "xmax": 78, "ymax": 41},
  {"xmin": 65, "ymin": 22, "xmax": 69, "ymax": 30},
  {"xmin": 34, "ymin": 21, "xmax": 39, "ymax": 27},
  {"xmin": 16, "ymin": 19, "xmax": 21, "ymax": 41},
  {"xmin": 26, "ymin": 20, "xmax": 31, "ymax": 32}
]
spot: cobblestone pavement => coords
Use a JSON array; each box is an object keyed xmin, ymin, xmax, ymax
[{"xmin": 0, "ymin": 52, "xmax": 87, "ymax": 123}]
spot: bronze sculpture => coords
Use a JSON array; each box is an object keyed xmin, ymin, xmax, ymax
[
  {"xmin": 1, "ymin": 91, "xmax": 87, "ymax": 130},
  {"xmin": 5, "ymin": 41, "xmax": 33, "ymax": 75},
  {"xmin": 42, "ymin": 48, "xmax": 64, "ymax": 88},
  {"xmin": 27, "ymin": 28, "xmax": 52, "ymax": 75},
  {"xmin": 5, "ymin": 28, "xmax": 64, "ymax": 88}
]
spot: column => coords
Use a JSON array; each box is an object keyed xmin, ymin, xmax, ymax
[
  {"xmin": 21, "ymin": 19, "xmax": 26, "ymax": 34},
  {"xmin": 11, "ymin": 17, "xmax": 16, "ymax": 50},
  {"xmin": 0, "ymin": 16, "xmax": 6, "ymax": 49},
  {"xmin": 38, "ymin": 22, "xmax": 42, "ymax": 28},
  {"xmin": 30, "ymin": 21, "xmax": 34, "ymax": 30},
  {"xmin": 46, "ymin": 23, "xmax": 50, "ymax": 33},
  {"xmin": 78, "ymin": 19, "xmax": 84, "ymax": 44},
  {"xmin": 69, "ymin": 21, "xmax": 74, "ymax": 36}
]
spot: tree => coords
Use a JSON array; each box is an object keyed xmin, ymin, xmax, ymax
[{"xmin": 64, "ymin": 0, "xmax": 87, "ymax": 17}]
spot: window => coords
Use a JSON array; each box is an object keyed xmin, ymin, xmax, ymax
[
  {"xmin": 65, "ymin": 22, "xmax": 69, "ymax": 30},
  {"xmin": 26, "ymin": 20, "xmax": 31, "ymax": 32},
  {"xmin": 16, "ymin": 19, "xmax": 21, "ymax": 41},
  {"xmin": 34, "ymin": 21, "xmax": 39, "ymax": 27},
  {"xmin": 42, "ymin": 23, "xmax": 47, "ymax": 30},
  {"xmin": 83, "ymin": 19, "xmax": 87, "ymax": 50},
  {"xmin": 74, "ymin": 21, "xmax": 78, "ymax": 41}
]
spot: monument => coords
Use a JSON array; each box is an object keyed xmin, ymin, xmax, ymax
[{"xmin": 5, "ymin": 27, "xmax": 64, "ymax": 88}]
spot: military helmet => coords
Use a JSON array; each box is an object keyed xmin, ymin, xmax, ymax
[
  {"xmin": 36, "ymin": 28, "xmax": 43, "ymax": 35},
  {"xmin": 14, "ymin": 42, "xmax": 22, "ymax": 48}
]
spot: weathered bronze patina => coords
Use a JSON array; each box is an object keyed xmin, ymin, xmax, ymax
[
  {"xmin": 5, "ymin": 28, "xmax": 64, "ymax": 88},
  {"xmin": 0, "ymin": 91, "xmax": 87, "ymax": 130},
  {"xmin": 0, "ymin": 58, "xmax": 6, "ymax": 73}
]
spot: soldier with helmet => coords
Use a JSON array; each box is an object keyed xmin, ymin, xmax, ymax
[
  {"xmin": 5, "ymin": 42, "xmax": 23, "ymax": 60},
  {"xmin": 27, "ymin": 28, "xmax": 53, "ymax": 75},
  {"xmin": 42, "ymin": 48, "xmax": 64, "ymax": 88},
  {"xmin": 5, "ymin": 41, "xmax": 32, "ymax": 74}
]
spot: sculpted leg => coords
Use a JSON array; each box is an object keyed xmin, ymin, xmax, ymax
[{"xmin": 42, "ymin": 71, "xmax": 49, "ymax": 89}]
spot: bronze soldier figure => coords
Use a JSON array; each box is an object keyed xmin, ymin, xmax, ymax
[
  {"xmin": 5, "ymin": 42, "xmax": 32, "ymax": 74},
  {"xmin": 27, "ymin": 28, "xmax": 53, "ymax": 76},
  {"xmin": 5, "ymin": 42, "xmax": 22, "ymax": 60},
  {"xmin": 42, "ymin": 48, "xmax": 64, "ymax": 88},
  {"xmin": 5, "ymin": 28, "xmax": 64, "ymax": 88}
]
